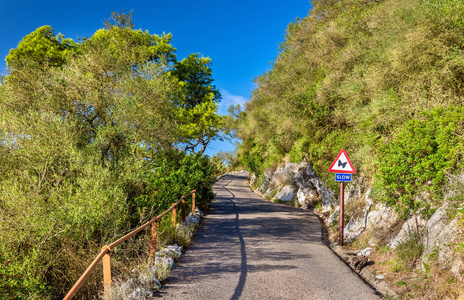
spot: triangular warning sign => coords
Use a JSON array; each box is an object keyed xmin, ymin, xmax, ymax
[{"xmin": 328, "ymin": 149, "xmax": 356, "ymax": 174}]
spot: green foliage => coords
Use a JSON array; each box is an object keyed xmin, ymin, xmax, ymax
[
  {"xmin": 390, "ymin": 258, "xmax": 405, "ymax": 273},
  {"xmin": 374, "ymin": 108, "xmax": 464, "ymax": 215},
  {"xmin": 0, "ymin": 11, "xmax": 222, "ymax": 299},
  {"xmin": 145, "ymin": 151, "xmax": 216, "ymax": 213},
  {"xmin": 236, "ymin": 0, "xmax": 464, "ymax": 208},
  {"xmin": 6, "ymin": 25, "xmax": 78, "ymax": 68},
  {"xmin": 396, "ymin": 280, "xmax": 409, "ymax": 287},
  {"xmin": 172, "ymin": 53, "xmax": 223, "ymax": 154},
  {"xmin": 0, "ymin": 259, "xmax": 50, "ymax": 299},
  {"xmin": 396, "ymin": 228, "xmax": 425, "ymax": 271}
]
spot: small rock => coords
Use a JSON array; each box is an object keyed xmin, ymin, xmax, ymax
[
  {"xmin": 375, "ymin": 274, "xmax": 386, "ymax": 280},
  {"xmin": 155, "ymin": 256, "xmax": 174, "ymax": 269},
  {"xmin": 153, "ymin": 278, "xmax": 161, "ymax": 287},
  {"xmin": 145, "ymin": 289, "xmax": 155, "ymax": 297},
  {"xmin": 357, "ymin": 247, "xmax": 373, "ymax": 257},
  {"xmin": 328, "ymin": 207, "xmax": 340, "ymax": 225},
  {"xmin": 128, "ymin": 287, "xmax": 145, "ymax": 300}
]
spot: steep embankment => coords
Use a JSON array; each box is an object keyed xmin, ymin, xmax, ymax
[{"xmin": 237, "ymin": 0, "xmax": 464, "ymax": 298}]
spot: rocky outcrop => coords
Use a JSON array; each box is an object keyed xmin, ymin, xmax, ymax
[
  {"xmin": 365, "ymin": 203, "xmax": 400, "ymax": 247},
  {"xmin": 421, "ymin": 202, "xmax": 464, "ymax": 276},
  {"xmin": 389, "ymin": 214, "xmax": 427, "ymax": 249},
  {"xmin": 250, "ymin": 161, "xmax": 336, "ymax": 210},
  {"xmin": 275, "ymin": 185, "xmax": 297, "ymax": 201},
  {"xmin": 294, "ymin": 162, "xmax": 335, "ymax": 211}
]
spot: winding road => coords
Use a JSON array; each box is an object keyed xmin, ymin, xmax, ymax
[{"xmin": 158, "ymin": 173, "xmax": 380, "ymax": 299}]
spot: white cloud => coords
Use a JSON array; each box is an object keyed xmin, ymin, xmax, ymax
[{"xmin": 218, "ymin": 89, "xmax": 248, "ymax": 115}]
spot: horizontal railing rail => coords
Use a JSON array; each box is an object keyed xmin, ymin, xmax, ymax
[{"xmin": 64, "ymin": 190, "xmax": 196, "ymax": 300}]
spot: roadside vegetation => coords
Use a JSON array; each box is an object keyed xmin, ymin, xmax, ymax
[
  {"xmin": 236, "ymin": 0, "xmax": 464, "ymax": 218},
  {"xmin": 234, "ymin": 0, "xmax": 464, "ymax": 298},
  {"xmin": 0, "ymin": 11, "xmax": 227, "ymax": 299}
]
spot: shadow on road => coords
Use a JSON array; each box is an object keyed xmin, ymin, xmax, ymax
[{"xmin": 222, "ymin": 179, "xmax": 247, "ymax": 300}]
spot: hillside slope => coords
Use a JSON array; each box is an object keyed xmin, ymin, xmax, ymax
[{"xmin": 236, "ymin": 0, "xmax": 464, "ymax": 298}]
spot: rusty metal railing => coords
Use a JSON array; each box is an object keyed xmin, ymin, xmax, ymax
[{"xmin": 63, "ymin": 190, "xmax": 196, "ymax": 300}]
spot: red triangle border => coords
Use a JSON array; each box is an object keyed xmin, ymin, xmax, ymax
[{"xmin": 328, "ymin": 149, "xmax": 356, "ymax": 174}]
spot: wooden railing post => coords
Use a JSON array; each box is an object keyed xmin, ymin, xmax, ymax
[
  {"xmin": 192, "ymin": 190, "xmax": 196, "ymax": 214},
  {"xmin": 181, "ymin": 196, "xmax": 186, "ymax": 222},
  {"xmin": 172, "ymin": 204, "xmax": 177, "ymax": 231},
  {"xmin": 150, "ymin": 221, "xmax": 157, "ymax": 258},
  {"xmin": 102, "ymin": 246, "xmax": 111, "ymax": 299}
]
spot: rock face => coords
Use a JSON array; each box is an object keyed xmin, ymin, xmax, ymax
[
  {"xmin": 250, "ymin": 161, "xmax": 336, "ymax": 210},
  {"xmin": 390, "ymin": 214, "xmax": 427, "ymax": 249},
  {"xmin": 275, "ymin": 185, "xmax": 297, "ymax": 201},
  {"xmin": 343, "ymin": 191, "xmax": 373, "ymax": 243},
  {"xmin": 422, "ymin": 202, "xmax": 463, "ymax": 275},
  {"xmin": 295, "ymin": 162, "xmax": 335, "ymax": 211},
  {"xmin": 365, "ymin": 203, "xmax": 400, "ymax": 247}
]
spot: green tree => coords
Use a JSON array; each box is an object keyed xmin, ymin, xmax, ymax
[
  {"xmin": 0, "ymin": 12, "xmax": 181, "ymax": 298},
  {"xmin": 6, "ymin": 25, "xmax": 78, "ymax": 69},
  {"xmin": 172, "ymin": 53, "xmax": 224, "ymax": 154}
]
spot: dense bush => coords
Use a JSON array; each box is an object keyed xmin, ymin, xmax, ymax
[
  {"xmin": 139, "ymin": 151, "xmax": 217, "ymax": 214},
  {"xmin": 374, "ymin": 108, "xmax": 464, "ymax": 216}
]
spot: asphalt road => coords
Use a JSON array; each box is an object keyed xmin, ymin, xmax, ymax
[{"xmin": 157, "ymin": 173, "xmax": 380, "ymax": 299}]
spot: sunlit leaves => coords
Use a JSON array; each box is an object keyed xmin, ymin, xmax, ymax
[{"xmin": 6, "ymin": 25, "xmax": 78, "ymax": 69}]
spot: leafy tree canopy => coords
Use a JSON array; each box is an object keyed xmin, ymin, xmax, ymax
[
  {"xmin": 6, "ymin": 25, "xmax": 78, "ymax": 69},
  {"xmin": 172, "ymin": 53, "xmax": 224, "ymax": 154}
]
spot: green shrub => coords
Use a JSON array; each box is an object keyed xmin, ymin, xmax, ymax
[
  {"xmin": 0, "ymin": 259, "xmax": 50, "ymax": 299},
  {"xmin": 373, "ymin": 107, "xmax": 464, "ymax": 215},
  {"xmin": 146, "ymin": 150, "xmax": 216, "ymax": 213}
]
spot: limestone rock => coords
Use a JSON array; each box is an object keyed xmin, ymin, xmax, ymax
[
  {"xmin": 366, "ymin": 203, "xmax": 399, "ymax": 229},
  {"xmin": 390, "ymin": 214, "xmax": 427, "ymax": 249},
  {"xmin": 275, "ymin": 185, "xmax": 297, "ymax": 201},
  {"xmin": 366, "ymin": 203, "xmax": 400, "ymax": 246},
  {"xmin": 128, "ymin": 287, "xmax": 145, "ymax": 300},
  {"xmin": 297, "ymin": 187, "xmax": 320, "ymax": 207},
  {"xmin": 357, "ymin": 247, "xmax": 373, "ymax": 257},
  {"xmin": 422, "ymin": 202, "xmax": 463, "ymax": 275},
  {"xmin": 328, "ymin": 207, "xmax": 340, "ymax": 226},
  {"xmin": 343, "ymin": 192, "xmax": 372, "ymax": 243},
  {"xmin": 375, "ymin": 274, "xmax": 386, "ymax": 281},
  {"xmin": 294, "ymin": 162, "xmax": 335, "ymax": 211},
  {"xmin": 250, "ymin": 173, "xmax": 257, "ymax": 186},
  {"xmin": 274, "ymin": 163, "xmax": 300, "ymax": 185}
]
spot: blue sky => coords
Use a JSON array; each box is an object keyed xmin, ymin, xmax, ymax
[{"xmin": 0, "ymin": 0, "xmax": 311, "ymax": 156}]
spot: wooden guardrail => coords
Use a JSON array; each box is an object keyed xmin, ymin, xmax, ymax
[{"xmin": 63, "ymin": 190, "xmax": 196, "ymax": 300}]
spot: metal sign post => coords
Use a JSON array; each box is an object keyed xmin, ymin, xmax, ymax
[
  {"xmin": 328, "ymin": 149, "xmax": 356, "ymax": 247},
  {"xmin": 339, "ymin": 182, "xmax": 344, "ymax": 246}
]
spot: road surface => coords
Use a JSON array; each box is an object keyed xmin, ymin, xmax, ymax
[{"xmin": 157, "ymin": 173, "xmax": 380, "ymax": 299}]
